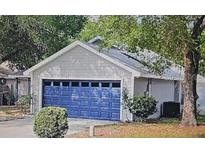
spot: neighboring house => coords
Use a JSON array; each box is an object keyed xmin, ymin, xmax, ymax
[
  {"xmin": 197, "ymin": 78, "xmax": 205, "ymax": 115},
  {"xmin": 0, "ymin": 61, "xmax": 30, "ymax": 105},
  {"xmin": 23, "ymin": 37, "xmax": 205, "ymax": 121}
]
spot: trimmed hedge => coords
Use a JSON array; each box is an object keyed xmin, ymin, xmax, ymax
[
  {"xmin": 125, "ymin": 95, "xmax": 157, "ymax": 121},
  {"xmin": 33, "ymin": 107, "xmax": 68, "ymax": 138}
]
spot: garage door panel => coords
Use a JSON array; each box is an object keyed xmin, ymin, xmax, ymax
[
  {"xmin": 101, "ymin": 90, "xmax": 111, "ymax": 98},
  {"xmin": 80, "ymin": 100, "xmax": 89, "ymax": 106},
  {"xmin": 100, "ymin": 101, "xmax": 110, "ymax": 107},
  {"xmin": 69, "ymin": 89, "xmax": 80, "ymax": 96},
  {"xmin": 90, "ymin": 90, "xmax": 101, "ymax": 97},
  {"xmin": 90, "ymin": 102, "xmax": 100, "ymax": 107},
  {"xmin": 112, "ymin": 103, "xmax": 120, "ymax": 108},
  {"xmin": 101, "ymin": 112, "xmax": 110, "ymax": 118},
  {"xmin": 71, "ymin": 96, "xmax": 80, "ymax": 101},
  {"xmin": 111, "ymin": 113, "xmax": 120, "ymax": 120},
  {"xmin": 79, "ymin": 90, "xmax": 90, "ymax": 97},
  {"xmin": 112, "ymin": 92, "xmax": 121, "ymax": 98},
  {"xmin": 44, "ymin": 87, "xmax": 54, "ymax": 95},
  {"xmin": 69, "ymin": 109, "xmax": 79, "ymax": 117},
  {"xmin": 90, "ymin": 111, "xmax": 100, "ymax": 117},
  {"xmin": 43, "ymin": 80, "xmax": 121, "ymax": 121},
  {"xmin": 69, "ymin": 101, "xmax": 80, "ymax": 107}
]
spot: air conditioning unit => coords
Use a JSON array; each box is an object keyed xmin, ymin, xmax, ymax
[{"xmin": 161, "ymin": 101, "xmax": 180, "ymax": 118}]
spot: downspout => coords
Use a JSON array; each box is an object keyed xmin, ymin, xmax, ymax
[
  {"xmin": 145, "ymin": 78, "xmax": 152, "ymax": 96},
  {"xmin": 28, "ymin": 77, "xmax": 31, "ymax": 95},
  {"xmin": 16, "ymin": 77, "xmax": 19, "ymax": 101},
  {"xmin": 30, "ymin": 72, "xmax": 34, "ymax": 114}
]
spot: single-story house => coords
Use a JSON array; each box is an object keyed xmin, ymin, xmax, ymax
[
  {"xmin": 23, "ymin": 37, "xmax": 205, "ymax": 121},
  {"xmin": 0, "ymin": 61, "xmax": 30, "ymax": 105}
]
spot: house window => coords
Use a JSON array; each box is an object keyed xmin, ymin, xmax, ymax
[
  {"xmin": 102, "ymin": 82, "xmax": 110, "ymax": 88},
  {"xmin": 112, "ymin": 83, "xmax": 120, "ymax": 88},
  {"xmin": 71, "ymin": 82, "xmax": 79, "ymax": 87},
  {"xmin": 81, "ymin": 82, "xmax": 89, "ymax": 87}
]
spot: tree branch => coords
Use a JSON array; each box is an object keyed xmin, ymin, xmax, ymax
[{"xmin": 192, "ymin": 15, "xmax": 205, "ymax": 39}]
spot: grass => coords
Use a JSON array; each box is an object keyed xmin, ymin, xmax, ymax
[
  {"xmin": 159, "ymin": 115, "xmax": 205, "ymax": 125},
  {"xmin": 68, "ymin": 116, "xmax": 205, "ymax": 138}
]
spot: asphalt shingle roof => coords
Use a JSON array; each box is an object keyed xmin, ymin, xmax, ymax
[{"xmin": 86, "ymin": 37, "xmax": 205, "ymax": 82}]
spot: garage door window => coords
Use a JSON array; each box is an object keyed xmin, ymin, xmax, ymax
[
  {"xmin": 72, "ymin": 82, "xmax": 79, "ymax": 87},
  {"xmin": 112, "ymin": 83, "xmax": 120, "ymax": 88},
  {"xmin": 91, "ymin": 82, "xmax": 99, "ymax": 87},
  {"xmin": 102, "ymin": 82, "xmax": 110, "ymax": 88},
  {"xmin": 53, "ymin": 81, "xmax": 60, "ymax": 86},
  {"xmin": 62, "ymin": 82, "xmax": 69, "ymax": 87},
  {"xmin": 81, "ymin": 82, "xmax": 89, "ymax": 87},
  {"xmin": 44, "ymin": 81, "xmax": 51, "ymax": 86}
]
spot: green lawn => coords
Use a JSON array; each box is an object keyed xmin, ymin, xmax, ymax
[{"xmin": 159, "ymin": 115, "xmax": 205, "ymax": 124}]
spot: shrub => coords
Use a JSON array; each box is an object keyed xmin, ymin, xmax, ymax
[
  {"xmin": 16, "ymin": 95, "xmax": 31, "ymax": 113},
  {"xmin": 125, "ymin": 95, "xmax": 157, "ymax": 122},
  {"xmin": 33, "ymin": 107, "xmax": 68, "ymax": 138}
]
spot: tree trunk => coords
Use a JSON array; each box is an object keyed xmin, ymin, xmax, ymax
[
  {"xmin": 181, "ymin": 16, "xmax": 205, "ymax": 126},
  {"xmin": 181, "ymin": 48, "xmax": 198, "ymax": 126}
]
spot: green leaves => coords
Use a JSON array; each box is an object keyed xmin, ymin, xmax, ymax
[
  {"xmin": 80, "ymin": 15, "xmax": 205, "ymax": 75},
  {"xmin": 124, "ymin": 95, "xmax": 157, "ymax": 122},
  {"xmin": 0, "ymin": 15, "xmax": 88, "ymax": 70},
  {"xmin": 33, "ymin": 107, "xmax": 68, "ymax": 138}
]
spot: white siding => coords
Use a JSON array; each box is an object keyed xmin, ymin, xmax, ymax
[
  {"xmin": 151, "ymin": 79, "xmax": 175, "ymax": 118},
  {"xmin": 31, "ymin": 45, "xmax": 133, "ymax": 121},
  {"xmin": 134, "ymin": 78, "xmax": 176, "ymax": 118},
  {"xmin": 197, "ymin": 82, "xmax": 205, "ymax": 115}
]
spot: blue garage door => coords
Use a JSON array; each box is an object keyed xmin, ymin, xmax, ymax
[{"xmin": 42, "ymin": 80, "xmax": 121, "ymax": 121}]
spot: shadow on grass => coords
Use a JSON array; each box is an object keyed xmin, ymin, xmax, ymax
[{"xmin": 144, "ymin": 115, "xmax": 205, "ymax": 125}]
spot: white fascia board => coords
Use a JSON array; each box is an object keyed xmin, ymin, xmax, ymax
[{"xmin": 24, "ymin": 40, "xmax": 141, "ymax": 77}]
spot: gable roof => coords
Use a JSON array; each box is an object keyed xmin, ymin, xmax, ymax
[{"xmin": 23, "ymin": 41, "xmax": 141, "ymax": 76}]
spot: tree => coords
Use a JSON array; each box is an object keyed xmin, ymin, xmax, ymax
[
  {"xmin": 80, "ymin": 15, "xmax": 205, "ymax": 126},
  {"xmin": 0, "ymin": 16, "xmax": 44, "ymax": 70},
  {"xmin": 0, "ymin": 15, "xmax": 88, "ymax": 70}
]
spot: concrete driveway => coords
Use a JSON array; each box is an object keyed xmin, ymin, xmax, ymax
[{"xmin": 0, "ymin": 117, "xmax": 117, "ymax": 138}]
